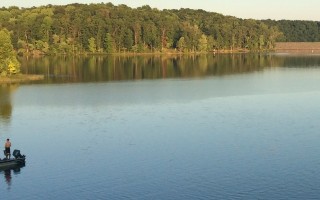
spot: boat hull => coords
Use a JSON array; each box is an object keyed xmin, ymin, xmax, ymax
[{"xmin": 0, "ymin": 158, "xmax": 25, "ymax": 169}]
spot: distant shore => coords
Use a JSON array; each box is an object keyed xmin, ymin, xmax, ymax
[
  {"xmin": 0, "ymin": 74, "xmax": 44, "ymax": 84},
  {"xmin": 275, "ymin": 42, "xmax": 320, "ymax": 53}
]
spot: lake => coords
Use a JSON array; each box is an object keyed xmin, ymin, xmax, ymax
[{"xmin": 1, "ymin": 53, "xmax": 320, "ymax": 199}]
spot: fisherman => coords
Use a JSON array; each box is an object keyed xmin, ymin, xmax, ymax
[{"xmin": 5, "ymin": 138, "xmax": 11, "ymax": 159}]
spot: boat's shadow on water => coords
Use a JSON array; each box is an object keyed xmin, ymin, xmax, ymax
[{"xmin": 0, "ymin": 164, "xmax": 25, "ymax": 190}]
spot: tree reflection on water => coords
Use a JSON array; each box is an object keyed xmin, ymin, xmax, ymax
[
  {"xmin": 18, "ymin": 54, "xmax": 320, "ymax": 83},
  {"xmin": 2, "ymin": 53, "xmax": 319, "ymax": 124},
  {"xmin": 19, "ymin": 54, "xmax": 278, "ymax": 83},
  {"xmin": 0, "ymin": 84, "xmax": 18, "ymax": 127}
]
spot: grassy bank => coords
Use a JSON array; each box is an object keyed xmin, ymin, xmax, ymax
[{"xmin": 0, "ymin": 74, "xmax": 44, "ymax": 84}]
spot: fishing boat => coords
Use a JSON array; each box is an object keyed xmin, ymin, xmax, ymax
[{"xmin": 0, "ymin": 149, "xmax": 26, "ymax": 169}]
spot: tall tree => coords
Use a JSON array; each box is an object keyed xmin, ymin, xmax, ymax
[
  {"xmin": 104, "ymin": 33, "xmax": 115, "ymax": 53},
  {"xmin": 0, "ymin": 29, "xmax": 20, "ymax": 76},
  {"xmin": 88, "ymin": 37, "xmax": 96, "ymax": 53}
]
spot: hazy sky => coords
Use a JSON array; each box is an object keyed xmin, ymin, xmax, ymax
[{"xmin": 1, "ymin": 0, "xmax": 319, "ymax": 21}]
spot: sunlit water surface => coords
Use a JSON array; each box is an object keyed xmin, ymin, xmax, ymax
[{"xmin": 1, "ymin": 55, "xmax": 320, "ymax": 199}]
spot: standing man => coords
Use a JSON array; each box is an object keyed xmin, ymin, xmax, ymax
[{"xmin": 5, "ymin": 138, "xmax": 11, "ymax": 159}]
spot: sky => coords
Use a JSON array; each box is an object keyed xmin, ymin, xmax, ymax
[{"xmin": 1, "ymin": 0, "xmax": 319, "ymax": 21}]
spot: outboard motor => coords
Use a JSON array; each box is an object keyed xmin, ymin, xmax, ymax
[{"xmin": 13, "ymin": 149, "xmax": 25, "ymax": 159}]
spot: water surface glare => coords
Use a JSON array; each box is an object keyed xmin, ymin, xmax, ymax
[{"xmin": 1, "ymin": 55, "xmax": 320, "ymax": 199}]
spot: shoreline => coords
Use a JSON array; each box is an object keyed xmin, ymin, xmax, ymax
[
  {"xmin": 26, "ymin": 50, "xmax": 250, "ymax": 57},
  {"xmin": 0, "ymin": 74, "xmax": 44, "ymax": 84},
  {"xmin": 275, "ymin": 42, "xmax": 320, "ymax": 53}
]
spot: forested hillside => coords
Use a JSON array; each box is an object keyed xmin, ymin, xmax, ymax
[
  {"xmin": 1, "ymin": 3, "xmax": 319, "ymax": 55},
  {"xmin": 263, "ymin": 20, "xmax": 320, "ymax": 42},
  {"xmin": 0, "ymin": 3, "xmax": 282, "ymax": 55}
]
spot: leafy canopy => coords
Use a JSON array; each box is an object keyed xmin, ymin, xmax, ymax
[{"xmin": 0, "ymin": 29, "xmax": 20, "ymax": 76}]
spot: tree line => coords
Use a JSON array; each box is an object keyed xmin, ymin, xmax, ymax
[
  {"xmin": 1, "ymin": 3, "xmax": 320, "ymax": 56},
  {"xmin": 263, "ymin": 20, "xmax": 320, "ymax": 42},
  {"xmin": 0, "ymin": 3, "xmax": 284, "ymax": 56}
]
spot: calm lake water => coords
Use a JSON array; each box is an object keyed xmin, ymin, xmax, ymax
[{"xmin": 1, "ymin": 54, "xmax": 320, "ymax": 199}]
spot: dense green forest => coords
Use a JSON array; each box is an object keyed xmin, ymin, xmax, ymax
[
  {"xmin": 263, "ymin": 20, "xmax": 320, "ymax": 42},
  {"xmin": 0, "ymin": 3, "xmax": 319, "ymax": 55},
  {"xmin": 0, "ymin": 3, "xmax": 283, "ymax": 55}
]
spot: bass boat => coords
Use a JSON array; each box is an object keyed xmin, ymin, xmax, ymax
[{"xmin": 0, "ymin": 149, "xmax": 26, "ymax": 169}]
